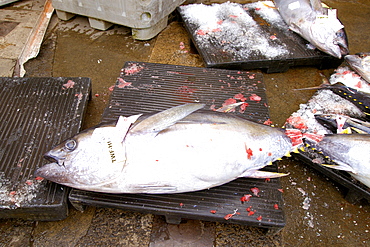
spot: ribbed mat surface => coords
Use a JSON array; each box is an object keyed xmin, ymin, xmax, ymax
[
  {"xmin": 178, "ymin": 2, "xmax": 343, "ymax": 73},
  {"xmin": 0, "ymin": 77, "xmax": 91, "ymax": 220},
  {"xmin": 69, "ymin": 62, "xmax": 285, "ymax": 229}
]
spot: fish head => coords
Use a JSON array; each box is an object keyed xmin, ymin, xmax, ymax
[
  {"xmin": 345, "ymin": 53, "xmax": 370, "ymax": 82},
  {"xmin": 308, "ymin": 20, "xmax": 348, "ymax": 58},
  {"xmin": 35, "ymin": 126, "xmax": 125, "ymax": 191}
]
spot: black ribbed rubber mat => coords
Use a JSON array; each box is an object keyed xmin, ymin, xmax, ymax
[
  {"xmin": 0, "ymin": 77, "xmax": 91, "ymax": 221},
  {"xmin": 178, "ymin": 2, "xmax": 344, "ymax": 73},
  {"xmin": 69, "ymin": 62, "xmax": 285, "ymax": 229},
  {"xmin": 294, "ymin": 153, "xmax": 370, "ymax": 204}
]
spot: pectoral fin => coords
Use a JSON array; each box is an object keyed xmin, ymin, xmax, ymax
[
  {"xmin": 239, "ymin": 170, "xmax": 289, "ymax": 179},
  {"xmin": 130, "ymin": 184, "xmax": 178, "ymax": 193}
]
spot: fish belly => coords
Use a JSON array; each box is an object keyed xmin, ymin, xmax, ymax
[{"xmin": 122, "ymin": 114, "xmax": 292, "ymax": 193}]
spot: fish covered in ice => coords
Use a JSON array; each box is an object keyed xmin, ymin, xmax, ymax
[
  {"xmin": 35, "ymin": 104, "xmax": 292, "ymax": 194},
  {"xmin": 273, "ymin": 0, "xmax": 348, "ymax": 58},
  {"xmin": 305, "ymin": 134, "xmax": 370, "ymax": 188},
  {"xmin": 345, "ymin": 53, "xmax": 370, "ymax": 83},
  {"xmin": 325, "ymin": 83, "xmax": 370, "ymax": 120}
]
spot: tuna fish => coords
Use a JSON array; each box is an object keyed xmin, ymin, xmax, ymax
[
  {"xmin": 315, "ymin": 114, "xmax": 370, "ymax": 134},
  {"xmin": 345, "ymin": 53, "xmax": 370, "ymax": 83},
  {"xmin": 305, "ymin": 134, "xmax": 370, "ymax": 188},
  {"xmin": 35, "ymin": 104, "xmax": 292, "ymax": 194},
  {"xmin": 325, "ymin": 83, "xmax": 370, "ymax": 120},
  {"xmin": 273, "ymin": 0, "xmax": 348, "ymax": 58}
]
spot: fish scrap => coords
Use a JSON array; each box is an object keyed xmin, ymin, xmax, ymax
[{"xmin": 273, "ymin": 0, "xmax": 349, "ymax": 58}]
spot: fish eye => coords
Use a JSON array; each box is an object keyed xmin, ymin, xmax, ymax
[{"xmin": 64, "ymin": 139, "xmax": 77, "ymax": 151}]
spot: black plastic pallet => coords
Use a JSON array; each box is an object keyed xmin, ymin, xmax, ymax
[
  {"xmin": 69, "ymin": 62, "xmax": 285, "ymax": 230},
  {"xmin": 0, "ymin": 77, "xmax": 91, "ymax": 221},
  {"xmin": 294, "ymin": 152, "xmax": 370, "ymax": 204},
  {"xmin": 178, "ymin": 3, "xmax": 343, "ymax": 73}
]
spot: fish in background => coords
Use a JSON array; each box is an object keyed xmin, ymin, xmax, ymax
[
  {"xmin": 345, "ymin": 53, "xmax": 370, "ymax": 83},
  {"xmin": 35, "ymin": 104, "xmax": 292, "ymax": 194},
  {"xmin": 273, "ymin": 0, "xmax": 349, "ymax": 58},
  {"xmin": 305, "ymin": 134, "xmax": 370, "ymax": 188},
  {"xmin": 315, "ymin": 114, "xmax": 370, "ymax": 134}
]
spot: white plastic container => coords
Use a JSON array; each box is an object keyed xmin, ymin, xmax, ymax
[{"xmin": 52, "ymin": 0, "xmax": 185, "ymax": 40}]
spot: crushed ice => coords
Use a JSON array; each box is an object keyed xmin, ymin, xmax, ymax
[{"xmin": 180, "ymin": 1, "xmax": 290, "ymax": 59}]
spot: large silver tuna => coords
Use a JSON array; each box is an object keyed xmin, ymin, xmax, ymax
[
  {"xmin": 345, "ymin": 53, "xmax": 370, "ymax": 83},
  {"xmin": 35, "ymin": 104, "xmax": 292, "ymax": 194},
  {"xmin": 273, "ymin": 0, "xmax": 348, "ymax": 58},
  {"xmin": 307, "ymin": 134, "xmax": 370, "ymax": 188}
]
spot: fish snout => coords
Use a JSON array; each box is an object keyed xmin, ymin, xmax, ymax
[
  {"xmin": 44, "ymin": 149, "xmax": 66, "ymax": 167},
  {"xmin": 335, "ymin": 29, "xmax": 349, "ymax": 57}
]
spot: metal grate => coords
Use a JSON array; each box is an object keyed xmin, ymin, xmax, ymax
[
  {"xmin": 0, "ymin": 77, "xmax": 91, "ymax": 221},
  {"xmin": 69, "ymin": 62, "xmax": 285, "ymax": 229}
]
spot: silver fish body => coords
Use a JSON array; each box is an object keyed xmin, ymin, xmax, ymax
[
  {"xmin": 307, "ymin": 134, "xmax": 370, "ymax": 188},
  {"xmin": 273, "ymin": 0, "xmax": 348, "ymax": 58},
  {"xmin": 36, "ymin": 104, "xmax": 292, "ymax": 194},
  {"xmin": 345, "ymin": 53, "xmax": 370, "ymax": 83}
]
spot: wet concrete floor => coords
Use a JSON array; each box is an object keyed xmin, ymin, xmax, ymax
[{"xmin": 1, "ymin": 0, "xmax": 370, "ymax": 246}]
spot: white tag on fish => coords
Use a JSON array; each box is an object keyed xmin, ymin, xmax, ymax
[
  {"xmin": 328, "ymin": 8, "xmax": 337, "ymax": 19},
  {"xmin": 92, "ymin": 127, "xmax": 126, "ymax": 165},
  {"xmin": 115, "ymin": 114, "xmax": 142, "ymax": 141},
  {"xmin": 288, "ymin": 1, "xmax": 300, "ymax": 10}
]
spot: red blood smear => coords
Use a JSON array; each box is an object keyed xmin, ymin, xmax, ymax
[
  {"xmin": 278, "ymin": 189, "xmax": 284, "ymax": 193},
  {"xmin": 286, "ymin": 116, "xmax": 308, "ymax": 130},
  {"xmin": 229, "ymin": 15, "xmax": 238, "ymax": 18},
  {"xmin": 178, "ymin": 85, "xmax": 196, "ymax": 94},
  {"xmin": 212, "ymin": 28, "xmax": 221, "ymax": 32},
  {"xmin": 197, "ymin": 29, "xmax": 206, "ymax": 35},
  {"xmin": 246, "ymin": 206, "xmax": 252, "ymax": 212},
  {"xmin": 210, "ymin": 210, "xmax": 217, "ymax": 214},
  {"xmin": 222, "ymin": 98, "xmax": 237, "ymax": 108},
  {"xmin": 285, "ymin": 129, "xmax": 303, "ymax": 147},
  {"xmin": 248, "ymin": 210, "xmax": 255, "ymax": 216},
  {"xmin": 250, "ymin": 187, "xmax": 260, "ymax": 197},
  {"xmin": 35, "ymin": 177, "xmax": 44, "ymax": 181},
  {"xmin": 238, "ymin": 103, "xmax": 249, "ymax": 113},
  {"xmin": 263, "ymin": 119, "xmax": 273, "ymax": 125},
  {"xmin": 234, "ymin": 93, "xmax": 246, "ymax": 101},
  {"xmin": 179, "ymin": 203, "xmax": 184, "ymax": 207},
  {"xmin": 249, "ymin": 94, "xmax": 261, "ymax": 102},
  {"xmin": 303, "ymin": 133, "xmax": 324, "ymax": 143},
  {"xmin": 240, "ymin": 194, "xmax": 252, "ymax": 203},
  {"xmin": 265, "ymin": 178, "xmax": 271, "ymax": 182},
  {"xmin": 217, "ymin": 20, "xmax": 223, "ymax": 25},
  {"xmin": 224, "ymin": 214, "xmax": 233, "ymax": 220},
  {"xmin": 63, "ymin": 80, "xmax": 75, "ymax": 89},
  {"xmin": 274, "ymin": 204, "xmax": 279, "ymax": 209},
  {"xmin": 256, "ymin": 215, "xmax": 263, "ymax": 221},
  {"xmin": 117, "ymin": 78, "xmax": 132, "ymax": 88},
  {"xmin": 246, "ymin": 148, "xmax": 253, "ymax": 159}
]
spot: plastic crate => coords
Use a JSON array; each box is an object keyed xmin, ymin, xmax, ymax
[{"xmin": 52, "ymin": 0, "xmax": 185, "ymax": 40}]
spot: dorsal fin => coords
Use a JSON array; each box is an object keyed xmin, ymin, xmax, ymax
[{"xmin": 129, "ymin": 103, "xmax": 205, "ymax": 135}]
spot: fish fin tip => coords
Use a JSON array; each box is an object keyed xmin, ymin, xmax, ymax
[{"xmin": 239, "ymin": 170, "xmax": 289, "ymax": 179}]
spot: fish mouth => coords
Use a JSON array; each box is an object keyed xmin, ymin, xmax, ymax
[
  {"xmin": 336, "ymin": 29, "xmax": 349, "ymax": 57},
  {"xmin": 43, "ymin": 152, "xmax": 64, "ymax": 167}
]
